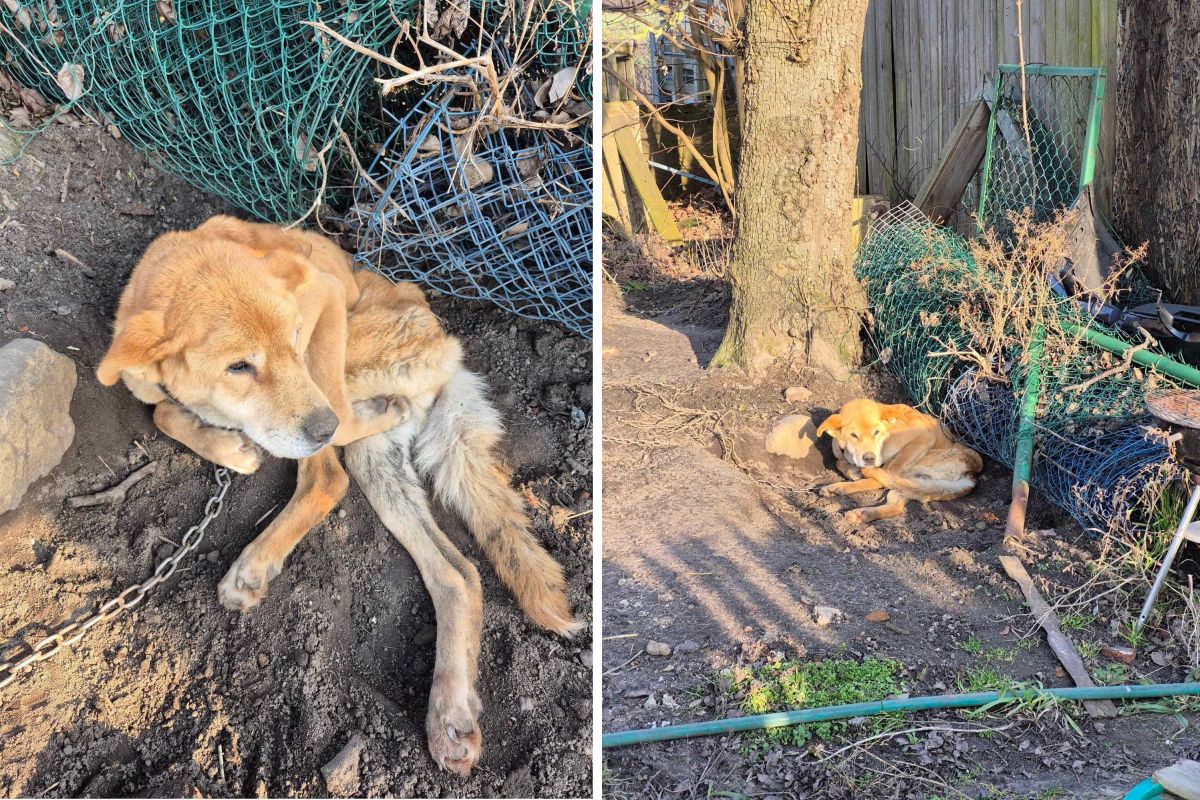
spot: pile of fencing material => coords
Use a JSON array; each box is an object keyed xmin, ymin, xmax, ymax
[
  {"xmin": 1, "ymin": 0, "xmax": 593, "ymax": 336},
  {"xmin": 858, "ymin": 64, "xmax": 1187, "ymax": 534},
  {"xmin": 0, "ymin": 0, "xmax": 406, "ymax": 220},
  {"xmin": 858, "ymin": 204, "xmax": 1179, "ymax": 534}
]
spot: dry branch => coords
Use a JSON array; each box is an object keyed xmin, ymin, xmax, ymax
[{"xmin": 67, "ymin": 461, "xmax": 157, "ymax": 508}]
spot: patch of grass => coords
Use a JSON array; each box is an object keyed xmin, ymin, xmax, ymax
[
  {"xmin": 1092, "ymin": 661, "xmax": 1130, "ymax": 686},
  {"xmin": 958, "ymin": 667, "xmax": 1010, "ymax": 693},
  {"xmin": 1059, "ymin": 611, "xmax": 1096, "ymax": 632},
  {"xmin": 621, "ymin": 279, "xmax": 650, "ymax": 292},
  {"xmin": 730, "ymin": 657, "xmax": 905, "ymax": 746},
  {"xmin": 957, "ymin": 637, "xmax": 984, "ymax": 656}
]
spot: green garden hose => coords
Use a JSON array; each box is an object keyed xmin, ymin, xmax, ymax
[{"xmin": 602, "ymin": 681, "xmax": 1200, "ymax": 748}]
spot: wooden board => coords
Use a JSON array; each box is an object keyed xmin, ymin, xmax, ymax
[
  {"xmin": 612, "ymin": 123, "xmax": 682, "ymax": 243},
  {"xmin": 998, "ymin": 555, "xmax": 1118, "ymax": 718},
  {"xmin": 1155, "ymin": 760, "xmax": 1200, "ymax": 800},
  {"xmin": 914, "ymin": 99, "xmax": 991, "ymax": 222}
]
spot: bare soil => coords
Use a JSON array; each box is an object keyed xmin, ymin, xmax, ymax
[
  {"xmin": 0, "ymin": 120, "xmax": 592, "ymax": 798},
  {"xmin": 601, "ymin": 216, "xmax": 1198, "ymax": 800}
]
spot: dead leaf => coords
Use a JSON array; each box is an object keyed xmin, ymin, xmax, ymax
[
  {"xmin": 865, "ymin": 610, "xmax": 890, "ymax": 623},
  {"xmin": 415, "ymin": 134, "xmax": 441, "ymax": 158},
  {"xmin": 54, "ymin": 63, "xmax": 85, "ymax": 101},
  {"xmin": 548, "ymin": 67, "xmax": 576, "ymax": 104},
  {"xmin": 458, "ymin": 155, "xmax": 493, "ymax": 189},
  {"xmin": 295, "ymin": 134, "xmax": 319, "ymax": 172},
  {"xmin": 1150, "ymin": 650, "xmax": 1174, "ymax": 667},
  {"xmin": 156, "ymin": 0, "xmax": 176, "ymax": 24},
  {"xmin": 19, "ymin": 87, "xmax": 51, "ymax": 116},
  {"xmin": 534, "ymin": 77, "xmax": 552, "ymax": 109},
  {"xmin": 499, "ymin": 221, "xmax": 529, "ymax": 241},
  {"xmin": 7, "ymin": 107, "xmax": 31, "ymax": 129},
  {"xmin": 548, "ymin": 111, "xmax": 572, "ymax": 125}
]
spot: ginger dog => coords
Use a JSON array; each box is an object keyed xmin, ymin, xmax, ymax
[
  {"xmin": 98, "ymin": 215, "xmax": 580, "ymax": 774},
  {"xmin": 815, "ymin": 398, "xmax": 983, "ymax": 525}
]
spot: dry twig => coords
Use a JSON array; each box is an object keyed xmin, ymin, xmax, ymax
[{"xmin": 67, "ymin": 461, "xmax": 157, "ymax": 508}]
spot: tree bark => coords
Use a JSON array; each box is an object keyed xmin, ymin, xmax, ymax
[
  {"xmin": 712, "ymin": 0, "xmax": 869, "ymax": 374},
  {"xmin": 1113, "ymin": 0, "xmax": 1200, "ymax": 303}
]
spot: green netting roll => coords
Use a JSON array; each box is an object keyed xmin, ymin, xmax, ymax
[{"xmin": 1, "ymin": 0, "xmax": 414, "ymax": 221}]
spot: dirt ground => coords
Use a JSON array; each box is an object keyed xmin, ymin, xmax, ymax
[
  {"xmin": 601, "ymin": 207, "xmax": 1199, "ymax": 800},
  {"xmin": 0, "ymin": 120, "xmax": 592, "ymax": 797}
]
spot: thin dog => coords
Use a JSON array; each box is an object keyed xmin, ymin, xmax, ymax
[
  {"xmin": 97, "ymin": 215, "xmax": 580, "ymax": 774},
  {"xmin": 815, "ymin": 398, "xmax": 983, "ymax": 525}
]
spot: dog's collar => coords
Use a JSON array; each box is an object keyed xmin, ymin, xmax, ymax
[{"xmin": 157, "ymin": 383, "xmax": 243, "ymax": 433}]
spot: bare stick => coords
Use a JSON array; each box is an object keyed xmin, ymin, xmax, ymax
[
  {"xmin": 998, "ymin": 554, "xmax": 1117, "ymax": 718},
  {"xmin": 67, "ymin": 462, "xmax": 157, "ymax": 508},
  {"xmin": 53, "ymin": 248, "xmax": 96, "ymax": 277}
]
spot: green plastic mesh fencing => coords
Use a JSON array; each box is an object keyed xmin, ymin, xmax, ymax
[
  {"xmin": 975, "ymin": 66, "xmax": 1101, "ymax": 237},
  {"xmin": 0, "ymin": 1, "xmax": 411, "ymax": 221},
  {"xmin": 857, "ymin": 64, "xmax": 1188, "ymax": 534},
  {"xmin": 858, "ymin": 203, "xmax": 1181, "ymax": 534}
]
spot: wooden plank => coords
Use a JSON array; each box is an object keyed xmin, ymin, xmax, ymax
[
  {"xmin": 601, "ymin": 133, "xmax": 632, "ymax": 239},
  {"xmin": 850, "ymin": 195, "xmax": 885, "ymax": 252},
  {"xmin": 613, "ymin": 125, "xmax": 682, "ymax": 242},
  {"xmin": 914, "ymin": 99, "xmax": 991, "ymax": 221},
  {"xmin": 998, "ymin": 555, "xmax": 1119, "ymax": 719},
  {"xmin": 1154, "ymin": 760, "xmax": 1200, "ymax": 800}
]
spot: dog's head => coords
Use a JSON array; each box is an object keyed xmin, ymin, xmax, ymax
[
  {"xmin": 96, "ymin": 241, "xmax": 340, "ymax": 459},
  {"xmin": 815, "ymin": 399, "xmax": 900, "ymax": 468}
]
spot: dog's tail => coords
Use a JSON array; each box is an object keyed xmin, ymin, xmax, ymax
[{"xmin": 415, "ymin": 368, "xmax": 582, "ymax": 637}]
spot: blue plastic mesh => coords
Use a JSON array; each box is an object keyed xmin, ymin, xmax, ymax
[{"xmin": 349, "ymin": 81, "xmax": 593, "ymax": 336}]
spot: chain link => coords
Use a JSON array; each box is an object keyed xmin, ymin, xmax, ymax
[{"xmin": 0, "ymin": 466, "xmax": 231, "ymax": 691}]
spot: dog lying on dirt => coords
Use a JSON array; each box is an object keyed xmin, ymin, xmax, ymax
[
  {"xmin": 97, "ymin": 215, "xmax": 580, "ymax": 775},
  {"xmin": 815, "ymin": 398, "xmax": 983, "ymax": 525}
]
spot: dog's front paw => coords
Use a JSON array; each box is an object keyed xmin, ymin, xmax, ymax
[
  {"xmin": 217, "ymin": 545, "xmax": 281, "ymax": 612},
  {"xmin": 819, "ymin": 483, "xmax": 842, "ymax": 497},
  {"xmin": 353, "ymin": 395, "xmax": 411, "ymax": 430},
  {"xmin": 844, "ymin": 508, "xmax": 865, "ymax": 526},
  {"xmin": 427, "ymin": 678, "xmax": 483, "ymax": 777},
  {"xmin": 203, "ymin": 428, "xmax": 264, "ymax": 474}
]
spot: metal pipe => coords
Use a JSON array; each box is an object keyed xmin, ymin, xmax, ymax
[
  {"xmin": 602, "ymin": 682, "xmax": 1200, "ymax": 748},
  {"xmin": 1064, "ymin": 323, "xmax": 1200, "ymax": 388},
  {"xmin": 1136, "ymin": 483, "xmax": 1200, "ymax": 633}
]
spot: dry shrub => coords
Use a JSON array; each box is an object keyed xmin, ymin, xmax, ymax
[{"xmin": 928, "ymin": 208, "xmax": 1146, "ymax": 388}]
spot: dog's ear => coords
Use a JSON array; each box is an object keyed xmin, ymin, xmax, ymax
[
  {"xmin": 96, "ymin": 310, "xmax": 173, "ymax": 386},
  {"xmin": 880, "ymin": 404, "xmax": 909, "ymax": 427},
  {"xmin": 266, "ymin": 253, "xmax": 314, "ymax": 294},
  {"xmin": 815, "ymin": 413, "xmax": 842, "ymax": 438}
]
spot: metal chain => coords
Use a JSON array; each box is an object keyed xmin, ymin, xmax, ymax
[{"xmin": 0, "ymin": 466, "xmax": 231, "ymax": 691}]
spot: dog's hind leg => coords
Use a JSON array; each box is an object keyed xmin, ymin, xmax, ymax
[
  {"xmin": 345, "ymin": 428, "xmax": 484, "ymax": 776},
  {"xmin": 415, "ymin": 369, "xmax": 581, "ymax": 636},
  {"xmin": 218, "ymin": 446, "xmax": 348, "ymax": 611},
  {"xmin": 845, "ymin": 490, "xmax": 908, "ymax": 526}
]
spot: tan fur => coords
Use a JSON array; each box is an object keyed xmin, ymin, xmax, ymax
[
  {"xmin": 99, "ymin": 216, "xmax": 579, "ymax": 775},
  {"xmin": 816, "ymin": 398, "xmax": 983, "ymax": 525}
]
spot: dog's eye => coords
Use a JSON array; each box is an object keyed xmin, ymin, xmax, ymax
[
  {"xmin": 873, "ymin": 429, "xmax": 881, "ymax": 436},
  {"xmin": 850, "ymin": 433, "xmax": 859, "ymax": 440},
  {"xmin": 227, "ymin": 360, "xmax": 256, "ymax": 376}
]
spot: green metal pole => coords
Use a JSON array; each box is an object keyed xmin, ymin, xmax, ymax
[
  {"xmin": 1066, "ymin": 323, "xmax": 1200, "ymax": 388},
  {"xmin": 975, "ymin": 70, "xmax": 1004, "ymax": 229},
  {"xmin": 1079, "ymin": 69, "xmax": 1106, "ymax": 188},
  {"xmin": 1005, "ymin": 327, "xmax": 1043, "ymax": 539},
  {"xmin": 602, "ymin": 681, "xmax": 1200, "ymax": 748}
]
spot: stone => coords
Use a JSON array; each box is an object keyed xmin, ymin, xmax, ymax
[
  {"xmin": 1101, "ymin": 645, "xmax": 1135, "ymax": 665},
  {"xmin": 645, "ymin": 640, "xmax": 672, "ymax": 657},
  {"xmin": 813, "ymin": 605, "xmax": 844, "ymax": 627},
  {"xmin": 0, "ymin": 278, "xmax": 13, "ymax": 292},
  {"xmin": 765, "ymin": 414, "xmax": 818, "ymax": 461},
  {"xmin": 674, "ymin": 640, "xmax": 701, "ymax": 654},
  {"xmin": 865, "ymin": 610, "xmax": 891, "ymax": 623},
  {"xmin": 783, "ymin": 386, "xmax": 812, "ymax": 404},
  {"xmin": 321, "ymin": 733, "xmax": 364, "ymax": 797},
  {"xmin": 0, "ymin": 339, "xmax": 76, "ymax": 514},
  {"xmin": 661, "ymin": 693, "xmax": 679, "ymax": 709}
]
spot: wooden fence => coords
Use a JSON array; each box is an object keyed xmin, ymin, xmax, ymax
[{"xmin": 857, "ymin": 0, "xmax": 1118, "ymax": 210}]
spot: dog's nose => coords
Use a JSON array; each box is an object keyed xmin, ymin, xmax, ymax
[
  {"xmin": 862, "ymin": 453, "xmax": 876, "ymax": 465},
  {"xmin": 302, "ymin": 407, "xmax": 339, "ymax": 445}
]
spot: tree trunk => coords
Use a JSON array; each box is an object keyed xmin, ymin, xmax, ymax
[
  {"xmin": 1113, "ymin": 0, "xmax": 1200, "ymax": 303},
  {"xmin": 712, "ymin": 0, "xmax": 869, "ymax": 374}
]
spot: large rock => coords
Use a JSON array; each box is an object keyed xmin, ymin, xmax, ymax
[
  {"xmin": 0, "ymin": 339, "xmax": 76, "ymax": 513},
  {"xmin": 765, "ymin": 414, "xmax": 818, "ymax": 460}
]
